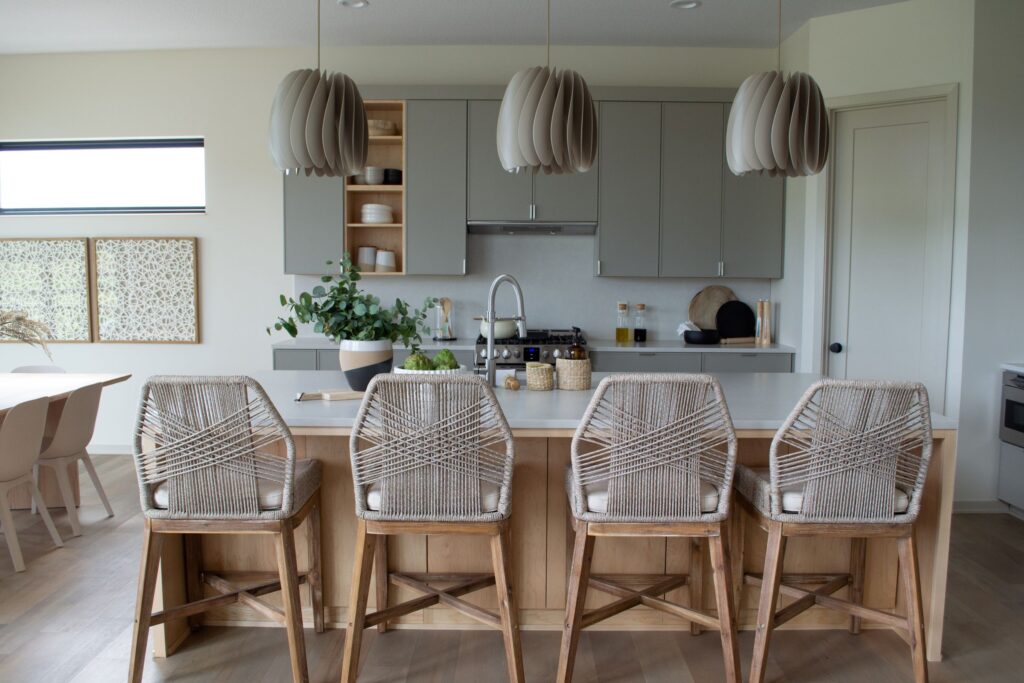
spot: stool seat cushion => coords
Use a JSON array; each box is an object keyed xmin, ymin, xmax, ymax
[
  {"xmin": 581, "ymin": 478, "xmax": 720, "ymax": 515},
  {"xmin": 366, "ymin": 480, "xmax": 501, "ymax": 513},
  {"xmin": 152, "ymin": 458, "xmax": 321, "ymax": 512},
  {"xmin": 736, "ymin": 465, "xmax": 909, "ymax": 517}
]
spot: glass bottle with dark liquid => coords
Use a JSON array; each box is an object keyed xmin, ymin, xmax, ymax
[
  {"xmin": 567, "ymin": 326, "xmax": 587, "ymax": 360},
  {"xmin": 633, "ymin": 303, "xmax": 648, "ymax": 343}
]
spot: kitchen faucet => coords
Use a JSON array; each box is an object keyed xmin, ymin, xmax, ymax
[{"xmin": 485, "ymin": 274, "xmax": 527, "ymax": 386}]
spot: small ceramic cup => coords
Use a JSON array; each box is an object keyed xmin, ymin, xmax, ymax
[
  {"xmin": 357, "ymin": 246, "xmax": 377, "ymax": 272},
  {"xmin": 375, "ymin": 250, "xmax": 397, "ymax": 273}
]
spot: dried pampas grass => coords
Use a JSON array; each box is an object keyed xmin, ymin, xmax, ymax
[{"xmin": 0, "ymin": 311, "xmax": 53, "ymax": 358}]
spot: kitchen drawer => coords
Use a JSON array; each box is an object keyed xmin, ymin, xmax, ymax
[
  {"xmin": 702, "ymin": 353, "xmax": 792, "ymax": 373},
  {"xmin": 589, "ymin": 351, "xmax": 702, "ymax": 373},
  {"xmin": 273, "ymin": 349, "xmax": 318, "ymax": 371},
  {"xmin": 316, "ymin": 349, "xmax": 341, "ymax": 371},
  {"xmin": 998, "ymin": 441, "xmax": 1024, "ymax": 509}
]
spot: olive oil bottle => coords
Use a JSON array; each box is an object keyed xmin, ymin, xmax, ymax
[{"xmin": 615, "ymin": 302, "xmax": 631, "ymax": 344}]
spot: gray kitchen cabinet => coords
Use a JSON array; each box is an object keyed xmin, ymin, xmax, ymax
[
  {"xmin": 406, "ymin": 100, "xmax": 468, "ymax": 275},
  {"xmin": 283, "ymin": 172, "xmax": 345, "ymax": 275},
  {"xmin": 467, "ymin": 100, "xmax": 533, "ymax": 222},
  {"xmin": 597, "ymin": 102, "xmax": 662, "ymax": 277},
  {"xmin": 316, "ymin": 349, "xmax": 341, "ymax": 371},
  {"xmin": 589, "ymin": 351, "xmax": 702, "ymax": 373},
  {"xmin": 273, "ymin": 349, "xmax": 318, "ymax": 371},
  {"xmin": 720, "ymin": 106, "xmax": 785, "ymax": 278},
  {"xmin": 702, "ymin": 352, "xmax": 792, "ymax": 373},
  {"xmin": 533, "ymin": 164, "xmax": 599, "ymax": 223},
  {"xmin": 660, "ymin": 103, "xmax": 724, "ymax": 278}
]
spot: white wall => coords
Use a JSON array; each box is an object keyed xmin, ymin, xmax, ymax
[
  {"xmin": 0, "ymin": 44, "xmax": 775, "ymax": 450},
  {"xmin": 957, "ymin": 0, "xmax": 1024, "ymax": 507}
]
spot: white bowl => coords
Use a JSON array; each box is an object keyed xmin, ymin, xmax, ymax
[{"xmin": 363, "ymin": 166, "xmax": 384, "ymax": 184}]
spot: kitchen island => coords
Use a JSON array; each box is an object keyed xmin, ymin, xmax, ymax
[{"xmin": 150, "ymin": 372, "xmax": 957, "ymax": 663}]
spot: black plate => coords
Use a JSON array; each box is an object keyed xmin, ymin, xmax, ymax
[{"xmin": 715, "ymin": 300, "xmax": 756, "ymax": 338}]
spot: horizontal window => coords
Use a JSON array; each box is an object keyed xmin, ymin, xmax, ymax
[{"xmin": 0, "ymin": 139, "xmax": 206, "ymax": 215}]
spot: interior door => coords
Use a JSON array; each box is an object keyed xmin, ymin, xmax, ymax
[{"xmin": 827, "ymin": 99, "xmax": 953, "ymax": 410}]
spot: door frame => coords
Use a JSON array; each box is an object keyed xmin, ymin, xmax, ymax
[{"xmin": 816, "ymin": 84, "xmax": 959, "ymax": 408}]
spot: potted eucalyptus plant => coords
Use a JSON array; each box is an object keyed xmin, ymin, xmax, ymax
[{"xmin": 270, "ymin": 254, "xmax": 435, "ymax": 390}]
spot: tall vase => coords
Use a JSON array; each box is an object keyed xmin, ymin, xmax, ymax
[{"xmin": 338, "ymin": 339, "xmax": 394, "ymax": 391}]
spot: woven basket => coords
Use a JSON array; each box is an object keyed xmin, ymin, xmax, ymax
[
  {"xmin": 556, "ymin": 358, "xmax": 592, "ymax": 390},
  {"xmin": 526, "ymin": 362, "xmax": 554, "ymax": 391}
]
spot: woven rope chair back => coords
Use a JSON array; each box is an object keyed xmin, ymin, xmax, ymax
[
  {"xmin": 770, "ymin": 380, "xmax": 932, "ymax": 522},
  {"xmin": 571, "ymin": 374, "xmax": 737, "ymax": 522},
  {"xmin": 350, "ymin": 374, "xmax": 514, "ymax": 522},
  {"xmin": 133, "ymin": 376, "xmax": 295, "ymax": 519}
]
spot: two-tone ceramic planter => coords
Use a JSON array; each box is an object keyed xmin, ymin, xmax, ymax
[{"xmin": 338, "ymin": 339, "xmax": 393, "ymax": 391}]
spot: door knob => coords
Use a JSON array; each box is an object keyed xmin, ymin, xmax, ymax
[{"xmin": 829, "ymin": 342, "xmax": 843, "ymax": 353}]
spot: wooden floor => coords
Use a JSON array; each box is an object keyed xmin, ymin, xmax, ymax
[{"xmin": 0, "ymin": 455, "xmax": 1021, "ymax": 682}]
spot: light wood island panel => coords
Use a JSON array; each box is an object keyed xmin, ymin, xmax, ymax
[{"xmin": 150, "ymin": 427, "xmax": 957, "ymax": 664}]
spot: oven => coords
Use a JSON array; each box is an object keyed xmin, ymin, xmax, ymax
[{"xmin": 1000, "ymin": 371, "xmax": 1024, "ymax": 449}]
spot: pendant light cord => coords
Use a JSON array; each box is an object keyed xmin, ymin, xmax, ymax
[
  {"xmin": 546, "ymin": 0, "xmax": 551, "ymax": 68},
  {"xmin": 776, "ymin": 0, "xmax": 782, "ymax": 72},
  {"xmin": 316, "ymin": 0, "xmax": 321, "ymax": 71}
]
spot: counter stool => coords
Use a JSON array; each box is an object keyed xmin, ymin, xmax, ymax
[
  {"xmin": 558, "ymin": 374, "xmax": 741, "ymax": 683},
  {"xmin": 0, "ymin": 397, "xmax": 65, "ymax": 572},
  {"xmin": 342, "ymin": 374, "xmax": 523, "ymax": 683},
  {"xmin": 128, "ymin": 376, "xmax": 323, "ymax": 683},
  {"xmin": 736, "ymin": 379, "xmax": 933, "ymax": 683}
]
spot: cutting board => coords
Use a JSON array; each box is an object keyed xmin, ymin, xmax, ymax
[
  {"xmin": 688, "ymin": 285, "xmax": 738, "ymax": 330},
  {"xmin": 716, "ymin": 301, "xmax": 756, "ymax": 339}
]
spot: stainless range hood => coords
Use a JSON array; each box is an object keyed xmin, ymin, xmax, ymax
[{"xmin": 467, "ymin": 221, "xmax": 596, "ymax": 236}]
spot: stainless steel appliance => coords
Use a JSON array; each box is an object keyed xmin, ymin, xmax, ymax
[
  {"xmin": 475, "ymin": 329, "xmax": 588, "ymax": 371},
  {"xmin": 999, "ymin": 370, "xmax": 1024, "ymax": 509}
]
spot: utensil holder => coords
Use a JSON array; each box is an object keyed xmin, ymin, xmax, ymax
[
  {"xmin": 526, "ymin": 362, "xmax": 554, "ymax": 391},
  {"xmin": 556, "ymin": 358, "xmax": 591, "ymax": 390}
]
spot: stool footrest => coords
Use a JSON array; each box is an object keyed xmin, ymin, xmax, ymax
[{"xmin": 364, "ymin": 571, "xmax": 500, "ymax": 629}]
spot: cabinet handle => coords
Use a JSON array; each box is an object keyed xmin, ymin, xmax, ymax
[
  {"xmin": 597, "ymin": 259, "xmax": 602, "ymax": 275},
  {"xmin": 528, "ymin": 203, "xmax": 536, "ymax": 220},
  {"xmin": 462, "ymin": 258, "xmax": 466, "ymax": 275},
  {"xmin": 638, "ymin": 352, "xmax": 657, "ymax": 356},
  {"xmin": 718, "ymin": 261, "xmax": 724, "ymax": 277}
]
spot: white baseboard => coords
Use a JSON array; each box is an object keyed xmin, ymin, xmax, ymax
[{"xmin": 952, "ymin": 499, "xmax": 1010, "ymax": 514}]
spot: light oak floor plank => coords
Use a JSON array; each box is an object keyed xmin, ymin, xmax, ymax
[{"xmin": 1, "ymin": 455, "xmax": 1022, "ymax": 682}]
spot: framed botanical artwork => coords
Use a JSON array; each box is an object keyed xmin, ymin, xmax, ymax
[
  {"xmin": 0, "ymin": 237, "xmax": 92, "ymax": 342},
  {"xmin": 90, "ymin": 237, "xmax": 199, "ymax": 343}
]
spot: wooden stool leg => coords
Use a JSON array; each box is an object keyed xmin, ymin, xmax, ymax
[
  {"xmin": 276, "ymin": 522, "xmax": 309, "ymax": 683},
  {"xmin": 374, "ymin": 535, "xmax": 389, "ymax": 633},
  {"xmin": 307, "ymin": 494, "xmax": 325, "ymax": 633},
  {"xmin": 849, "ymin": 537, "xmax": 867, "ymax": 634},
  {"xmin": 898, "ymin": 532, "xmax": 929, "ymax": 683},
  {"xmin": 184, "ymin": 534, "xmax": 204, "ymax": 631},
  {"xmin": 341, "ymin": 520, "xmax": 376, "ymax": 683},
  {"xmin": 80, "ymin": 452, "xmax": 115, "ymax": 518},
  {"xmin": 53, "ymin": 462, "xmax": 82, "ymax": 537},
  {"xmin": 557, "ymin": 520, "xmax": 595, "ymax": 683},
  {"xmin": 491, "ymin": 522, "xmax": 525, "ymax": 683},
  {"xmin": 750, "ymin": 521, "xmax": 787, "ymax": 683},
  {"xmin": 690, "ymin": 537, "xmax": 705, "ymax": 635},
  {"xmin": 129, "ymin": 522, "xmax": 164, "ymax": 683},
  {"xmin": 0, "ymin": 489, "xmax": 26, "ymax": 572},
  {"xmin": 709, "ymin": 526, "xmax": 742, "ymax": 683}
]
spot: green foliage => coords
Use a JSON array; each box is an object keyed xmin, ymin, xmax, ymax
[
  {"xmin": 432, "ymin": 348, "xmax": 459, "ymax": 370},
  {"xmin": 402, "ymin": 350, "xmax": 436, "ymax": 371},
  {"xmin": 268, "ymin": 253, "xmax": 435, "ymax": 347}
]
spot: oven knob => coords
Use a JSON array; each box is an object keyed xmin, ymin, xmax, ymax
[
  {"xmin": 479, "ymin": 349, "xmax": 488, "ymax": 358},
  {"xmin": 513, "ymin": 349, "xmax": 521, "ymax": 359},
  {"xmin": 541, "ymin": 350, "xmax": 549, "ymax": 359},
  {"xmin": 552, "ymin": 349, "xmax": 562, "ymax": 359},
  {"xmin": 493, "ymin": 349, "xmax": 501, "ymax": 359},
  {"xmin": 501, "ymin": 349, "xmax": 511, "ymax": 359}
]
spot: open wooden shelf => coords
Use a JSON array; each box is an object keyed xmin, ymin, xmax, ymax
[{"xmin": 345, "ymin": 100, "xmax": 406, "ymax": 275}]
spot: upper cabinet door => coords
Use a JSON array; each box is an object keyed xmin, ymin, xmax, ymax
[
  {"xmin": 660, "ymin": 103, "xmax": 724, "ymax": 278},
  {"xmin": 406, "ymin": 100, "xmax": 468, "ymax": 275},
  {"xmin": 533, "ymin": 163, "xmax": 598, "ymax": 223},
  {"xmin": 597, "ymin": 101, "xmax": 662, "ymax": 277},
  {"xmin": 283, "ymin": 173, "xmax": 345, "ymax": 275},
  {"xmin": 467, "ymin": 100, "xmax": 533, "ymax": 222},
  {"xmin": 721, "ymin": 106, "xmax": 785, "ymax": 278}
]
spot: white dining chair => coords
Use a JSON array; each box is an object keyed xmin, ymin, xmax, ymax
[
  {"xmin": 33, "ymin": 384, "xmax": 114, "ymax": 536},
  {"xmin": 0, "ymin": 397, "xmax": 65, "ymax": 572},
  {"xmin": 12, "ymin": 365, "xmax": 66, "ymax": 373}
]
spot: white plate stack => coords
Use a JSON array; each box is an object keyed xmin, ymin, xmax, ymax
[{"xmin": 361, "ymin": 203, "xmax": 394, "ymax": 224}]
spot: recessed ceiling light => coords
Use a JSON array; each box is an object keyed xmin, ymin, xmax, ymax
[
  {"xmin": 339, "ymin": 0, "xmax": 369, "ymax": 7},
  {"xmin": 670, "ymin": 0, "xmax": 702, "ymax": 8}
]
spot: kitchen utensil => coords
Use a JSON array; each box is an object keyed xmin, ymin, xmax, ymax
[
  {"xmin": 756, "ymin": 299, "xmax": 772, "ymax": 346},
  {"xmin": 720, "ymin": 336, "xmax": 757, "ymax": 345},
  {"xmin": 357, "ymin": 246, "xmax": 377, "ymax": 272},
  {"xmin": 683, "ymin": 329, "xmax": 721, "ymax": 345},
  {"xmin": 716, "ymin": 300, "xmax": 756, "ymax": 339},
  {"xmin": 688, "ymin": 285, "xmax": 738, "ymax": 330},
  {"xmin": 375, "ymin": 250, "xmax": 396, "ymax": 273},
  {"xmin": 433, "ymin": 297, "xmax": 456, "ymax": 340},
  {"xmin": 479, "ymin": 318, "xmax": 518, "ymax": 339}
]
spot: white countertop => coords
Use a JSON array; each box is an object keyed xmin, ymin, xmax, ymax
[
  {"xmin": 271, "ymin": 337, "xmax": 795, "ymax": 354},
  {"xmin": 1001, "ymin": 363, "xmax": 1024, "ymax": 375},
  {"xmin": 249, "ymin": 370, "xmax": 955, "ymax": 431}
]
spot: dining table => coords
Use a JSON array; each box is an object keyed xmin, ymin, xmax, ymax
[{"xmin": 0, "ymin": 372, "xmax": 131, "ymax": 508}]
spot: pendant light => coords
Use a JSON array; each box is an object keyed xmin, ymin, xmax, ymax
[
  {"xmin": 726, "ymin": 0, "xmax": 829, "ymax": 177},
  {"xmin": 496, "ymin": 0, "xmax": 597, "ymax": 175},
  {"xmin": 268, "ymin": 0, "xmax": 368, "ymax": 177}
]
